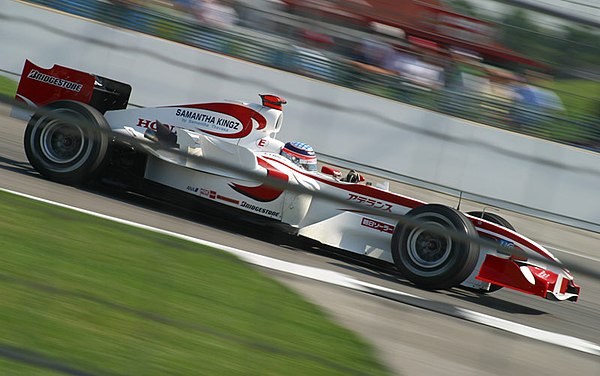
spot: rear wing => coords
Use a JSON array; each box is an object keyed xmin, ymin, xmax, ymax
[{"xmin": 11, "ymin": 60, "xmax": 132, "ymax": 119}]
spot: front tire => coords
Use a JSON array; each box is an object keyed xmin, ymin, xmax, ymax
[
  {"xmin": 24, "ymin": 100, "xmax": 110, "ymax": 185},
  {"xmin": 392, "ymin": 204, "xmax": 480, "ymax": 289}
]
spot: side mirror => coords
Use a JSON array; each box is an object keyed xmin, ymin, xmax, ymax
[{"xmin": 321, "ymin": 166, "xmax": 342, "ymax": 178}]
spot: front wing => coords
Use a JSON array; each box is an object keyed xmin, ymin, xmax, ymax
[{"xmin": 477, "ymin": 254, "xmax": 580, "ymax": 302}]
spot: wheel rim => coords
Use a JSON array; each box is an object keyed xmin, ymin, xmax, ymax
[
  {"xmin": 401, "ymin": 212, "xmax": 458, "ymax": 277},
  {"xmin": 40, "ymin": 120, "xmax": 85, "ymax": 164},
  {"xmin": 30, "ymin": 108, "xmax": 95, "ymax": 173},
  {"xmin": 406, "ymin": 221, "xmax": 452, "ymax": 269}
]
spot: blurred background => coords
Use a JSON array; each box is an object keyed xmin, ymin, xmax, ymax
[
  {"xmin": 19, "ymin": 0, "xmax": 600, "ymax": 150},
  {"xmin": 1, "ymin": 1, "xmax": 600, "ymax": 375}
]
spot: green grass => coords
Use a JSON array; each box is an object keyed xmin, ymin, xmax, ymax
[
  {"xmin": 0, "ymin": 76, "xmax": 18, "ymax": 98},
  {"xmin": 0, "ymin": 359, "xmax": 65, "ymax": 376},
  {"xmin": 537, "ymin": 79, "xmax": 600, "ymax": 146},
  {"xmin": 548, "ymin": 79, "xmax": 600, "ymax": 118},
  {"xmin": 0, "ymin": 191, "xmax": 391, "ymax": 376}
]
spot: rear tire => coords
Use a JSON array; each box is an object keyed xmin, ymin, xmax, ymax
[
  {"xmin": 392, "ymin": 204, "xmax": 480, "ymax": 289},
  {"xmin": 24, "ymin": 100, "xmax": 110, "ymax": 185},
  {"xmin": 467, "ymin": 211, "xmax": 516, "ymax": 293}
]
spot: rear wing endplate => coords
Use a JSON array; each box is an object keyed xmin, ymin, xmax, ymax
[{"xmin": 11, "ymin": 60, "xmax": 132, "ymax": 120}]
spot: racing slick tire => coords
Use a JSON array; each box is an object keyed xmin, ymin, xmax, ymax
[
  {"xmin": 392, "ymin": 204, "xmax": 480, "ymax": 290},
  {"xmin": 467, "ymin": 211, "xmax": 516, "ymax": 293},
  {"xmin": 24, "ymin": 100, "xmax": 111, "ymax": 185}
]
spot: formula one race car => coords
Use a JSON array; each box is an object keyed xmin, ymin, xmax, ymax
[{"xmin": 12, "ymin": 60, "xmax": 580, "ymax": 302}]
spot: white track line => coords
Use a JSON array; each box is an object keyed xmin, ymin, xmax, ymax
[
  {"xmin": 2, "ymin": 187, "xmax": 599, "ymax": 357},
  {"xmin": 543, "ymin": 245, "xmax": 600, "ymax": 264}
]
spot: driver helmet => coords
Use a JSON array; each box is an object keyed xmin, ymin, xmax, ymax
[{"xmin": 280, "ymin": 141, "xmax": 317, "ymax": 171}]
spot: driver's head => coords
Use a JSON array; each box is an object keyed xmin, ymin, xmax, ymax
[{"xmin": 280, "ymin": 141, "xmax": 317, "ymax": 171}]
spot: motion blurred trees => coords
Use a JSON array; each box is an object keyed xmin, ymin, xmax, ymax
[
  {"xmin": 496, "ymin": 9, "xmax": 600, "ymax": 78},
  {"xmin": 448, "ymin": 0, "xmax": 480, "ymax": 17},
  {"xmin": 446, "ymin": 1, "xmax": 600, "ymax": 78}
]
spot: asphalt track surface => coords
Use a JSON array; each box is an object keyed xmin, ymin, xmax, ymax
[{"xmin": 1, "ymin": 103, "xmax": 599, "ymax": 375}]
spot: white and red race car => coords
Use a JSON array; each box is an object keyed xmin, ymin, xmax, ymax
[{"xmin": 12, "ymin": 61, "xmax": 580, "ymax": 301}]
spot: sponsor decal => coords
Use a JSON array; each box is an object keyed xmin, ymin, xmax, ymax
[
  {"xmin": 257, "ymin": 138, "xmax": 268, "ymax": 148},
  {"xmin": 197, "ymin": 187, "xmax": 240, "ymax": 205},
  {"xmin": 15, "ymin": 61, "xmax": 94, "ymax": 110},
  {"xmin": 361, "ymin": 218, "xmax": 395, "ymax": 234},
  {"xmin": 499, "ymin": 239, "xmax": 515, "ymax": 249},
  {"xmin": 217, "ymin": 194, "xmax": 239, "ymax": 205},
  {"xmin": 136, "ymin": 118, "xmax": 175, "ymax": 131},
  {"xmin": 535, "ymin": 270, "xmax": 552, "ymax": 279},
  {"xmin": 186, "ymin": 186, "xmax": 199, "ymax": 193},
  {"xmin": 347, "ymin": 193, "xmax": 393, "ymax": 212},
  {"xmin": 240, "ymin": 201, "xmax": 280, "ymax": 217},
  {"xmin": 27, "ymin": 69, "xmax": 83, "ymax": 92},
  {"xmin": 175, "ymin": 109, "xmax": 241, "ymax": 130}
]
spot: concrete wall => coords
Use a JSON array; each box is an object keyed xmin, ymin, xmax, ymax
[{"xmin": 2, "ymin": 0, "xmax": 599, "ymax": 230}]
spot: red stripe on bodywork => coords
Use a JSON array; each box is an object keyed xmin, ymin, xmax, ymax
[
  {"xmin": 262, "ymin": 155, "xmax": 425, "ymax": 210},
  {"xmin": 468, "ymin": 215, "xmax": 557, "ymax": 262},
  {"xmin": 229, "ymin": 157, "xmax": 288, "ymax": 202}
]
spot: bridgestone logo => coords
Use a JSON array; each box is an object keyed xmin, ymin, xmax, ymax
[
  {"xmin": 27, "ymin": 70, "xmax": 84, "ymax": 92},
  {"xmin": 241, "ymin": 201, "xmax": 279, "ymax": 217}
]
